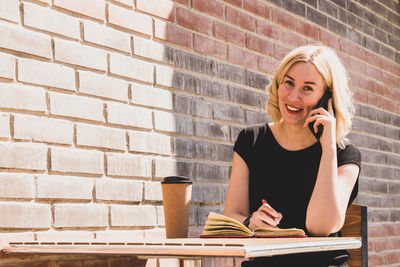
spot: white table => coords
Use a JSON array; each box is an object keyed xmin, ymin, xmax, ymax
[{"xmin": 1, "ymin": 237, "xmax": 361, "ymax": 259}]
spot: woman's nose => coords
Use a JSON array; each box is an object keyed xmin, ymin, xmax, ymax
[{"xmin": 288, "ymin": 88, "xmax": 301, "ymax": 100}]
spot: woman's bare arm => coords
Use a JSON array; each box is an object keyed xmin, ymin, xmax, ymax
[
  {"xmin": 306, "ymin": 149, "xmax": 359, "ymax": 236},
  {"xmin": 305, "ymin": 99, "xmax": 360, "ymax": 236},
  {"xmin": 224, "ymin": 152, "xmax": 250, "ymax": 223}
]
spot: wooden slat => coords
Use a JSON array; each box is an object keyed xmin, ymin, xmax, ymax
[{"xmin": 342, "ymin": 204, "xmax": 368, "ymax": 267}]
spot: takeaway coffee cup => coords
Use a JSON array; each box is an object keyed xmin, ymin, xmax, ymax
[{"xmin": 161, "ymin": 176, "xmax": 192, "ymax": 238}]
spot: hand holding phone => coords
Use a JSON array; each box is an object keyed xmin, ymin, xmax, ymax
[{"xmin": 308, "ymin": 90, "xmax": 335, "ymax": 140}]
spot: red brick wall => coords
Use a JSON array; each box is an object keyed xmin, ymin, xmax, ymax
[{"xmin": 0, "ymin": 0, "xmax": 398, "ymax": 266}]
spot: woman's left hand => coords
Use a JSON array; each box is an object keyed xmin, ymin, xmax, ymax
[{"xmin": 303, "ymin": 98, "xmax": 336, "ymax": 149}]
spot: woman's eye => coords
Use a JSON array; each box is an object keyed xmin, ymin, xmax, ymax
[
  {"xmin": 304, "ymin": 86, "xmax": 313, "ymax": 91},
  {"xmin": 285, "ymin": 80, "xmax": 294, "ymax": 86}
]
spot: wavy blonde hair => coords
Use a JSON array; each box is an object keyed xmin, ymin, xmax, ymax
[{"xmin": 266, "ymin": 45, "xmax": 354, "ymax": 149}]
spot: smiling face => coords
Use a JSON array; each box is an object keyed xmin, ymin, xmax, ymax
[{"xmin": 277, "ymin": 61, "xmax": 325, "ymax": 126}]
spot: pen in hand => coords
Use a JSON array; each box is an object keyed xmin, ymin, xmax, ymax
[{"xmin": 262, "ymin": 199, "xmax": 280, "ymax": 226}]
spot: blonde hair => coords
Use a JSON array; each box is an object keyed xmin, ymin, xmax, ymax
[{"xmin": 266, "ymin": 45, "xmax": 354, "ymax": 149}]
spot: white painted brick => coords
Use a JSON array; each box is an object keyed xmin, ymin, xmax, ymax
[
  {"xmin": 18, "ymin": 58, "xmax": 76, "ymax": 91},
  {"xmin": 76, "ymin": 123, "xmax": 126, "ymax": 150},
  {"xmin": 95, "ymin": 178, "xmax": 142, "ymax": 202},
  {"xmin": 54, "ymin": 204, "xmax": 108, "ymax": 228},
  {"xmin": 154, "ymin": 158, "xmax": 178, "ymax": 178},
  {"xmin": 35, "ymin": 0, "xmax": 51, "ymax": 4},
  {"xmin": 113, "ymin": 0, "xmax": 134, "ymax": 7},
  {"xmin": 0, "ymin": 202, "xmax": 51, "ymax": 228},
  {"xmin": 129, "ymin": 131, "xmax": 171, "ymax": 155},
  {"xmin": 134, "ymin": 36, "xmax": 165, "ymax": 62},
  {"xmin": 0, "ymin": 22, "xmax": 52, "ymax": 59},
  {"xmin": 156, "ymin": 65, "xmax": 174, "ymax": 87},
  {"xmin": 78, "ymin": 70, "xmax": 129, "ymax": 101},
  {"xmin": 108, "ymin": 3, "xmax": 152, "ymax": 35},
  {"xmin": 49, "ymin": 92, "xmax": 104, "ymax": 122},
  {"xmin": 0, "ymin": 173, "xmax": 34, "ymax": 199},
  {"xmin": 0, "ymin": 142, "xmax": 47, "ymax": 170},
  {"xmin": 159, "ymin": 258, "xmax": 181, "ymax": 267},
  {"xmin": 0, "ymin": 113, "xmax": 10, "ymax": 138},
  {"xmin": 131, "ymin": 83, "xmax": 173, "ymax": 110},
  {"xmin": 0, "ymin": 52, "xmax": 15, "ymax": 80},
  {"xmin": 144, "ymin": 181, "xmax": 162, "ymax": 201},
  {"xmin": 51, "ymin": 147, "xmax": 104, "ymax": 175},
  {"xmin": 14, "ymin": 114, "xmax": 73, "ymax": 145},
  {"xmin": 156, "ymin": 205, "xmax": 165, "ymax": 226},
  {"xmin": 146, "ymin": 259, "xmax": 159, "ymax": 267},
  {"xmin": 154, "ymin": 110, "xmax": 176, "ymax": 132},
  {"xmin": 37, "ymin": 175, "xmax": 94, "ymax": 200},
  {"xmin": 106, "ymin": 153, "xmax": 152, "ymax": 177},
  {"xmin": 110, "ymin": 205, "xmax": 156, "ymax": 227},
  {"xmin": 54, "ymin": 38, "xmax": 107, "ymax": 71},
  {"xmin": 54, "ymin": 0, "xmax": 105, "ymax": 20},
  {"xmin": 109, "ymin": 53, "xmax": 153, "ymax": 83},
  {"xmin": 0, "ymin": 0, "xmax": 20, "ymax": 23},
  {"xmin": 0, "ymin": 84, "xmax": 46, "ymax": 112},
  {"xmin": 23, "ymin": 2, "xmax": 80, "ymax": 39},
  {"xmin": 83, "ymin": 21, "xmax": 131, "ymax": 52},
  {"xmin": 107, "ymin": 102, "xmax": 152, "ymax": 129}
]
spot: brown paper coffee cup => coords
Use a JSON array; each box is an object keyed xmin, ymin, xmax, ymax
[{"xmin": 161, "ymin": 176, "xmax": 192, "ymax": 238}]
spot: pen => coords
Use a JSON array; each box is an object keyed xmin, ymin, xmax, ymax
[{"xmin": 262, "ymin": 199, "xmax": 280, "ymax": 225}]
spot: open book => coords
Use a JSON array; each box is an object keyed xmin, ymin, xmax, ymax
[{"xmin": 201, "ymin": 212, "xmax": 306, "ymax": 238}]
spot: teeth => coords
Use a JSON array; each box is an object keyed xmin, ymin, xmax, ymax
[{"xmin": 286, "ymin": 105, "xmax": 300, "ymax": 111}]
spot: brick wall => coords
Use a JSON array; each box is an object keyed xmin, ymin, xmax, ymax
[{"xmin": 0, "ymin": 0, "xmax": 398, "ymax": 266}]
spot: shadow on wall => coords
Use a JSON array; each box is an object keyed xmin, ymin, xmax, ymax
[{"xmin": 156, "ymin": 3, "xmax": 272, "ymax": 240}]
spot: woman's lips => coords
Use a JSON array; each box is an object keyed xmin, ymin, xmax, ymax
[{"xmin": 286, "ymin": 104, "xmax": 303, "ymax": 113}]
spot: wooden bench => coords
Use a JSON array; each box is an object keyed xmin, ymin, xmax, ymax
[{"xmin": 342, "ymin": 204, "xmax": 368, "ymax": 267}]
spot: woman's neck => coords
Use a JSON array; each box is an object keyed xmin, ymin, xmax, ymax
[{"xmin": 269, "ymin": 121, "xmax": 317, "ymax": 151}]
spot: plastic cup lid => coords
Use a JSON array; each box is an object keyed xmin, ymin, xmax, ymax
[{"xmin": 161, "ymin": 176, "xmax": 192, "ymax": 184}]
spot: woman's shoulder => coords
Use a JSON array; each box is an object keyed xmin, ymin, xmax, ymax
[
  {"xmin": 244, "ymin": 123, "xmax": 270, "ymax": 141},
  {"xmin": 243, "ymin": 123, "xmax": 269, "ymax": 135},
  {"xmin": 338, "ymin": 143, "xmax": 361, "ymax": 156},
  {"xmin": 337, "ymin": 142, "xmax": 361, "ymax": 166},
  {"xmin": 235, "ymin": 123, "xmax": 270, "ymax": 147}
]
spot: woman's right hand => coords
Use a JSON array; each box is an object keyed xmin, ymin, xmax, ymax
[{"xmin": 248, "ymin": 200, "xmax": 283, "ymax": 231}]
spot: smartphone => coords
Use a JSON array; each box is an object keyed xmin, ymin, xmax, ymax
[{"xmin": 308, "ymin": 90, "xmax": 334, "ymax": 140}]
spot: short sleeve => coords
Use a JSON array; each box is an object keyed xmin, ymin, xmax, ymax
[
  {"xmin": 337, "ymin": 144, "xmax": 362, "ymax": 206},
  {"xmin": 233, "ymin": 128, "xmax": 255, "ymax": 169},
  {"xmin": 337, "ymin": 144, "xmax": 361, "ymax": 168}
]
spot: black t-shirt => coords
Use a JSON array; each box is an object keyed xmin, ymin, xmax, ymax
[{"xmin": 234, "ymin": 124, "xmax": 361, "ymax": 266}]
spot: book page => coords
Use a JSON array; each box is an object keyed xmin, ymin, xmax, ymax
[
  {"xmin": 254, "ymin": 227, "xmax": 306, "ymax": 237},
  {"xmin": 201, "ymin": 212, "xmax": 253, "ymax": 237},
  {"xmin": 201, "ymin": 212, "xmax": 307, "ymax": 238}
]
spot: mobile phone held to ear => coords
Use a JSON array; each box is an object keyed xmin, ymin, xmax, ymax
[{"xmin": 308, "ymin": 90, "xmax": 334, "ymax": 140}]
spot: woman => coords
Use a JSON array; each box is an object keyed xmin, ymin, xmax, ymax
[{"xmin": 224, "ymin": 45, "xmax": 361, "ymax": 267}]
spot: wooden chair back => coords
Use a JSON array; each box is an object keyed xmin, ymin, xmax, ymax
[{"xmin": 342, "ymin": 204, "xmax": 368, "ymax": 267}]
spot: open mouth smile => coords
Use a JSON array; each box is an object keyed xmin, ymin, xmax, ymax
[{"xmin": 286, "ymin": 104, "xmax": 302, "ymax": 112}]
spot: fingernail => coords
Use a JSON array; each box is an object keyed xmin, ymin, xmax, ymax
[
  {"xmin": 262, "ymin": 199, "xmax": 271, "ymax": 208},
  {"xmin": 274, "ymin": 218, "xmax": 279, "ymax": 225}
]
